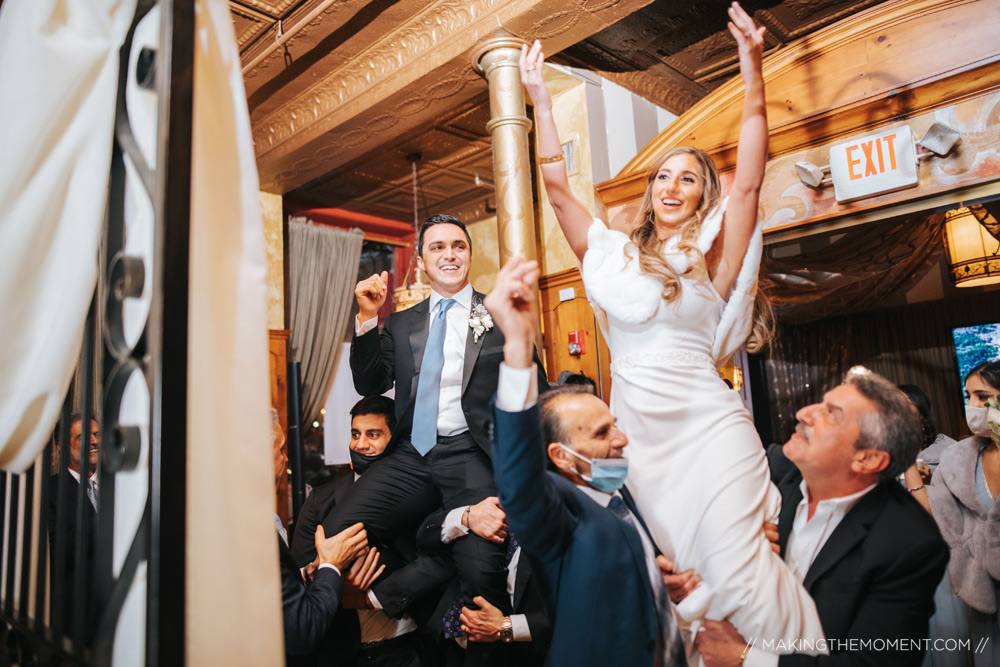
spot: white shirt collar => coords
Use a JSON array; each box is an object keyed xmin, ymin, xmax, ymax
[
  {"xmin": 67, "ymin": 468, "xmax": 97, "ymax": 484},
  {"xmin": 798, "ymin": 478, "xmax": 877, "ymax": 514},
  {"xmin": 429, "ymin": 283, "xmax": 473, "ymax": 314},
  {"xmin": 575, "ymin": 483, "xmax": 617, "ymax": 508}
]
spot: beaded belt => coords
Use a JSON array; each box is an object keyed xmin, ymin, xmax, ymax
[{"xmin": 610, "ymin": 350, "xmax": 715, "ymax": 374}]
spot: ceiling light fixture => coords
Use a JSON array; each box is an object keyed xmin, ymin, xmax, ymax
[{"xmin": 392, "ymin": 153, "xmax": 432, "ymax": 312}]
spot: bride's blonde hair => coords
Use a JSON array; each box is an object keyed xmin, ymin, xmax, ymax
[{"xmin": 627, "ymin": 147, "xmax": 773, "ymax": 352}]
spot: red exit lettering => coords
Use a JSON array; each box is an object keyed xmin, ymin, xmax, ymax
[{"xmin": 846, "ymin": 133, "xmax": 898, "ymax": 180}]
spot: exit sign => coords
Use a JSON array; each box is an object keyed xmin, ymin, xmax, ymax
[{"xmin": 828, "ymin": 126, "xmax": 918, "ymax": 203}]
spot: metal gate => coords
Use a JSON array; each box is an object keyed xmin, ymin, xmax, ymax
[{"xmin": 0, "ymin": 1, "xmax": 192, "ymax": 664}]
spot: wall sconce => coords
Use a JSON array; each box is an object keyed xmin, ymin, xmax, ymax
[
  {"xmin": 794, "ymin": 161, "xmax": 830, "ymax": 188},
  {"xmin": 916, "ymin": 122, "xmax": 962, "ymax": 157},
  {"xmin": 944, "ymin": 207, "xmax": 1000, "ymax": 287}
]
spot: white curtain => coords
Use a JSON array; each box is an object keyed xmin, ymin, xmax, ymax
[
  {"xmin": 186, "ymin": 0, "xmax": 283, "ymax": 664},
  {"xmin": 0, "ymin": 0, "xmax": 283, "ymax": 662},
  {"xmin": 288, "ymin": 219, "xmax": 365, "ymax": 427},
  {"xmin": 0, "ymin": 0, "xmax": 137, "ymax": 472}
]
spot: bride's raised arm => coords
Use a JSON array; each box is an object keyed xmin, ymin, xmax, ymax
[
  {"xmin": 712, "ymin": 2, "xmax": 769, "ymax": 300},
  {"xmin": 520, "ymin": 40, "xmax": 594, "ymax": 264}
]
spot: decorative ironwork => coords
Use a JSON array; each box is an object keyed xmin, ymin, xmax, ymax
[{"xmin": 0, "ymin": 1, "xmax": 192, "ymax": 665}]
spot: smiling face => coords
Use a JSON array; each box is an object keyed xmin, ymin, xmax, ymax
[
  {"xmin": 649, "ymin": 151, "xmax": 706, "ymax": 236},
  {"xmin": 417, "ymin": 222, "xmax": 471, "ymax": 297},
  {"xmin": 349, "ymin": 413, "xmax": 392, "ymax": 457},
  {"xmin": 68, "ymin": 419, "xmax": 100, "ymax": 474},
  {"xmin": 965, "ymin": 373, "xmax": 1000, "ymax": 408},
  {"xmin": 547, "ymin": 394, "xmax": 628, "ymax": 480},
  {"xmin": 783, "ymin": 384, "xmax": 883, "ymax": 487}
]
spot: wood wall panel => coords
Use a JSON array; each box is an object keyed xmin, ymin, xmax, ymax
[
  {"xmin": 538, "ymin": 268, "xmax": 612, "ymax": 402},
  {"xmin": 269, "ymin": 329, "xmax": 290, "ymax": 526}
]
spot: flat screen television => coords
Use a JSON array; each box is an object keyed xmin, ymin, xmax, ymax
[{"xmin": 952, "ymin": 323, "xmax": 1000, "ymax": 390}]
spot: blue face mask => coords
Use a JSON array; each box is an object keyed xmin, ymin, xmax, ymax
[{"xmin": 558, "ymin": 444, "xmax": 629, "ymax": 493}]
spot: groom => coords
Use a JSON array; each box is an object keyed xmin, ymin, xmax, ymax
[{"xmin": 321, "ymin": 214, "xmax": 547, "ymax": 660}]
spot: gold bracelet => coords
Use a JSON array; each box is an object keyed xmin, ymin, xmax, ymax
[
  {"xmin": 908, "ymin": 484, "xmax": 925, "ymax": 493},
  {"xmin": 538, "ymin": 153, "xmax": 565, "ymax": 164},
  {"xmin": 739, "ymin": 647, "xmax": 749, "ymax": 665}
]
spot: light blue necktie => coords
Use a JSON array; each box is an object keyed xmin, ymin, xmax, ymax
[{"xmin": 411, "ymin": 298, "xmax": 456, "ymax": 456}]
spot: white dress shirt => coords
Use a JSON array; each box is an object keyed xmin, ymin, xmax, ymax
[
  {"xmin": 744, "ymin": 480, "xmax": 876, "ymax": 667},
  {"xmin": 356, "ymin": 284, "xmax": 473, "ymax": 437}
]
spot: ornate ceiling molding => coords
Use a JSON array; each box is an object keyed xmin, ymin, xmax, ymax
[{"xmin": 251, "ymin": 0, "xmax": 657, "ymax": 191}]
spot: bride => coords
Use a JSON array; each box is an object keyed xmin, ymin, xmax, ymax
[{"xmin": 520, "ymin": 1, "xmax": 824, "ymax": 659}]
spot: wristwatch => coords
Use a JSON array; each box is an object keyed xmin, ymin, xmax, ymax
[{"xmin": 499, "ymin": 616, "xmax": 514, "ymax": 643}]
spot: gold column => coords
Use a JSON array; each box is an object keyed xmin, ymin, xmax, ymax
[
  {"xmin": 472, "ymin": 35, "xmax": 536, "ymax": 268},
  {"xmin": 473, "ymin": 35, "xmax": 545, "ymax": 352}
]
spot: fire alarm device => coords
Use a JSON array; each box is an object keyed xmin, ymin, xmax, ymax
[{"xmin": 568, "ymin": 330, "xmax": 586, "ymax": 356}]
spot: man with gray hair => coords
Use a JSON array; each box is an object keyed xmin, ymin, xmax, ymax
[{"xmin": 696, "ymin": 368, "xmax": 948, "ymax": 667}]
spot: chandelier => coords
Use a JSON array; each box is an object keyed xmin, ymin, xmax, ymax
[
  {"xmin": 392, "ymin": 153, "xmax": 431, "ymax": 312},
  {"xmin": 943, "ymin": 206, "xmax": 1000, "ymax": 287}
]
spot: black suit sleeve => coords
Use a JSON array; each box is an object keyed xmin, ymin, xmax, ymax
[
  {"xmin": 349, "ymin": 313, "xmax": 396, "ymax": 396},
  {"xmin": 777, "ymin": 530, "xmax": 948, "ymax": 667},
  {"xmin": 371, "ymin": 550, "xmax": 456, "ymax": 618},
  {"xmin": 290, "ymin": 482, "xmax": 342, "ymax": 568},
  {"xmin": 368, "ymin": 507, "xmax": 455, "ymax": 618},
  {"xmin": 281, "ymin": 539, "xmax": 343, "ymax": 656},
  {"xmin": 415, "ymin": 508, "xmax": 450, "ymax": 552},
  {"xmin": 518, "ymin": 559, "xmax": 552, "ymax": 650}
]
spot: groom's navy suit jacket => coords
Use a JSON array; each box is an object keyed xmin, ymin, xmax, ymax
[
  {"xmin": 349, "ymin": 291, "xmax": 547, "ymax": 456},
  {"xmin": 491, "ymin": 401, "xmax": 663, "ymax": 667}
]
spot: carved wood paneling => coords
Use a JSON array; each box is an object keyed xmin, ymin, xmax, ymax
[
  {"xmin": 598, "ymin": 0, "xmax": 1000, "ymax": 209},
  {"xmin": 242, "ymin": 0, "xmax": 658, "ymax": 195},
  {"xmin": 557, "ymin": 0, "xmax": 894, "ymax": 115}
]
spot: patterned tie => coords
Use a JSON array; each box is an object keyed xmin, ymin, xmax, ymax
[
  {"xmin": 442, "ymin": 533, "xmax": 520, "ymax": 639},
  {"xmin": 411, "ymin": 298, "xmax": 456, "ymax": 456},
  {"xmin": 87, "ymin": 477, "xmax": 98, "ymax": 511},
  {"xmin": 608, "ymin": 496, "xmax": 686, "ymax": 667}
]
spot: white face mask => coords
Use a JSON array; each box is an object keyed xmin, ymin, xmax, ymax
[{"xmin": 965, "ymin": 405, "xmax": 990, "ymax": 437}]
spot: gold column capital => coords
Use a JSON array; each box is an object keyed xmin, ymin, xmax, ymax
[{"xmin": 471, "ymin": 33, "xmax": 528, "ymax": 76}]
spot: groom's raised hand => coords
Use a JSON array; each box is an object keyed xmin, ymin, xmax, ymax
[
  {"xmin": 355, "ymin": 271, "xmax": 389, "ymax": 322},
  {"xmin": 484, "ymin": 256, "xmax": 539, "ymax": 370}
]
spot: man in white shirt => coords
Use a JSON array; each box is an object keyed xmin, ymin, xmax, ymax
[
  {"xmin": 695, "ymin": 367, "xmax": 948, "ymax": 667},
  {"xmin": 322, "ymin": 215, "xmax": 548, "ymax": 665}
]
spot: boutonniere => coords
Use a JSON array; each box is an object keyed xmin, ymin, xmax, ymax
[{"xmin": 469, "ymin": 302, "xmax": 493, "ymax": 343}]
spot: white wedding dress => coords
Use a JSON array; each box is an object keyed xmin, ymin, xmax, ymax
[{"xmin": 581, "ymin": 204, "xmax": 825, "ymax": 661}]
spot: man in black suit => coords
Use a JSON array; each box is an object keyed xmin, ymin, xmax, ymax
[
  {"xmin": 292, "ymin": 396, "xmax": 453, "ymax": 667},
  {"xmin": 322, "ymin": 214, "xmax": 548, "ymax": 663},
  {"xmin": 48, "ymin": 413, "xmax": 100, "ymax": 632},
  {"xmin": 695, "ymin": 368, "xmax": 949, "ymax": 667},
  {"xmin": 418, "ymin": 500, "xmax": 552, "ymax": 667},
  {"xmin": 274, "ymin": 407, "xmax": 369, "ymax": 666}
]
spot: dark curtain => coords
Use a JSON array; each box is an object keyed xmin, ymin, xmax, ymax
[
  {"xmin": 764, "ymin": 292, "xmax": 1000, "ymax": 446},
  {"xmin": 766, "ymin": 213, "xmax": 947, "ymax": 325}
]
